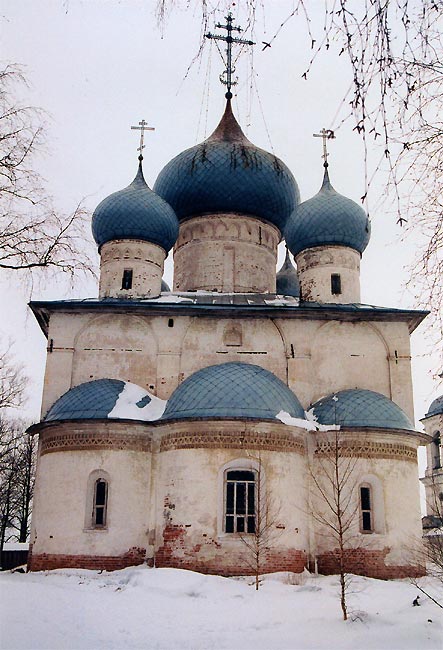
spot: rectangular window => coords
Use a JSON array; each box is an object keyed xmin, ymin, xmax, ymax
[
  {"xmin": 331, "ymin": 273, "xmax": 342, "ymax": 295},
  {"xmin": 360, "ymin": 485, "xmax": 372, "ymax": 532},
  {"xmin": 93, "ymin": 479, "xmax": 108, "ymax": 527},
  {"xmin": 122, "ymin": 269, "xmax": 133, "ymax": 290},
  {"xmin": 225, "ymin": 470, "xmax": 256, "ymax": 534}
]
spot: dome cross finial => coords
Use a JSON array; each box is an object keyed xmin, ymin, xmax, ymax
[
  {"xmin": 313, "ymin": 128, "xmax": 336, "ymax": 167},
  {"xmin": 206, "ymin": 12, "xmax": 255, "ymax": 99},
  {"xmin": 130, "ymin": 119, "xmax": 155, "ymax": 161}
]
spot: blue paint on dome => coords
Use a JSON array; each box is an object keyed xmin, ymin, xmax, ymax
[
  {"xmin": 154, "ymin": 101, "xmax": 299, "ymax": 232},
  {"xmin": 162, "ymin": 362, "xmax": 304, "ymax": 421},
  {"xmin": 310, "ymin": 389, "xmax": 414, "ymax": 431},
  {"xmin": 276, "ymin": 248, "xmax": 300, "ymax": 297},
  {"xmin": 285, "ymin": 167, "xmax": 371, "ymax": 257},
  {"xmin": 161, "ymin": 279, "xmax": 170, "ymax": 292},
  {"xmin": 92, "ymin": 162, "xmax": 179, "ymax": 252},
  {"xmin": 425, "ymin": 395, "xmax": 443, "ymax": 418}
]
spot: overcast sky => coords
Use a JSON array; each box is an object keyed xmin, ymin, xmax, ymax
[{"xmin": 1, "ymin": 1, "xmax": 439, "ymax": 430}]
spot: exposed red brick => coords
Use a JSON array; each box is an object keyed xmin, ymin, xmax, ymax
[
  {"xmin": 28, "ymin": 547, "xmax": 146, "ymax": 572},
  {"xmin": 317, "ymin": 547, "xmax": 425, "ymax": 579}
]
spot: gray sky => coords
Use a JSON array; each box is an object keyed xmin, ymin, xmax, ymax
[{"xmin": 1, "ymin": 1, "xmax": 439, "ymax": 430}]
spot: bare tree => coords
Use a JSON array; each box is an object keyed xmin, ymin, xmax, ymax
[
  {"xmin": 308, "ymin": 431, "xmax": 362, "ymax": 621},
  {"xmin": 0, "ymin": 344, "xmax": 27, "ymax": 412},
  {"xmin": 0, "ymin": 64, "xmax": 95, "ymax": 278},
  {"xmin": 236, "ymin": 453, "xmax": 282, "ymax": 590}
]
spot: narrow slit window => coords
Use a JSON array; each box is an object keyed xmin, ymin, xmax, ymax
[
  {"xmin": 225, "ymin": 470, "xmax": 256, "ymax": 534},
  {"xmin": 432, "ymin": 433, "xmax": 441, "ymax": 470},
  {"xmin": 360, "ymin": 485, "xmax": 372, "ymax": 533},
  {"xmin": 331, "ymin": 273, "xmax": 342, "ymax": 295},
  {"xmin": 93, "ymin": 478, "xmax": 108, "ymax": 527},
  {"xmin": 122, "ymin": 269, "xmax": 133, "ymax": 290}
]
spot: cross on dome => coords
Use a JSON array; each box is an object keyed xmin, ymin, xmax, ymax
[
  {"xmin": 313, "ymin": 128, "xmax": 336, "ymax": 167},
  {"xmin": 206, "ymin": 12, "xmax": 255, "ymax": 99},
  {"xmin": 130, "ymin": 119, "xmax": 155, "ymax": 161}
]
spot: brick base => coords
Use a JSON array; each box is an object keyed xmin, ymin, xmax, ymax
[
  {"xmin": 155, "ymin": 524, "xmax": 307, "ymax": 576},
  {"xmin": 317, "ymin": 547, "xmax": 425, "ymax": 579},
  {"xmin": 27, "ymin": 546, "xmax": 146, "ymax": 572}
]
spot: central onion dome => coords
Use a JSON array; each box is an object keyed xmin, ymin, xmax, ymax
[
  {"xmin": 92, "ymin": 161, "xmax": 179, "ymax": 252},
  {"xmin": 285, "ymin": 167, "xmax": 371, "ymax": 257},
  {"xmin": 154, "ymin": 100, "xmax": 300, "ymax": 232},
  {"xmin": 162, "ymin": 362, "xmax": 304, "ymax": 421}
]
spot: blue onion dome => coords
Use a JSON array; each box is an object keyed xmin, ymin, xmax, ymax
[
  {"xmin": 425, "ymin": 395, "xmax": 443, "ymax": 418},
  {"xmin": 161, "ymin": 279, "xmax": 170, "ymax": 292},
  {"xmin": 310, "ymin": 389, "xmax": 414, "ymax": 431},
  {"xmin": 92, "ymin": 161, "xmax": 179, "ymax": 252},
  {"xmin": 153, "ymin": 100, "xmax": 300, "ymax": 232},
  {"xmin": 285, "ymin": 166, "xmax": 371, "ymax": 257},
  {"xmin": 44, "ymin": 379, "xmax": 165, "ymax": 422},
  {"xmin": 162, "ymin": 362, "xmax": 304, "ymax": 421},
  {"xmin": 276, "ymin": 247, "xmax": 300, "ymax": 297}
]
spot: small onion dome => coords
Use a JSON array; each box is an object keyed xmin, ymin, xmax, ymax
[
  {"xmin": 310, "ymin": 389, "xmax": 414, "ymax": 431},
  {"xmin": 92, "ymin": 161, "xmax": 179, "ymax": 252},
  {"xmin": 44, "ymin": 379, "xmax": 165, "ymax": 422},
  {"xmin": 153, "ymin": 100, "xmax": 300, "ymax": 232},
  {"xmin": 285, "ymin": 167, "xmax": 371, "ymax": 257},
  {"xmin": 276, "ymin": 248, "xmax": 300, "ymax": 297},
  {"xmin": 425, "ymin": 395, "xmax": 443, "ymax": 418},
  {"xmin": 161, "ymin": 279, "xmax": 170, "ymax": 292},
  {"xmin": 162, "ymin": 362, "xmax": 304, "ymax": 422}
]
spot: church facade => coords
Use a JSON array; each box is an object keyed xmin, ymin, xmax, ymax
[{"xmin": 27, "ymin": 98, "xmax": 429, "ymax": 578}]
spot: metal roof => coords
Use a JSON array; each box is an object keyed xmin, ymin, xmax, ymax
[{"xmin": 424, "ymin": 395, "xmax": 443, "ymax": 418}]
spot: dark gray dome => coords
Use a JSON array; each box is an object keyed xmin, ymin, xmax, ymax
[
  {"xmin": 154, "ymin": 101, "xmax": 300, "ymax": 232},
  {"xmin": 92, "ymin": 162, "xmax": 179, "ymax": 252},
  {"xmin": 285, "ymin": 167, "xmax": 371, "ymax": 257},
  {"xmin": 310, "ymin": 389, "xmax": 414, "ymax": 431},
  {"xmin": 162, "ymin": 362, "xmax": 304, "ymax": 422},
  {"xmin": 44, "ymin": 379, "xmax": 162, "ymax": 421},
  {"xmin": 276, "ymin": 248, "xmax": 300, "ymax": 297},
  {"xmin": 161, "ymin": 279, "xmax": 170, "ymax": 292},
  {"xmin": 425, "ymin": 395, "xmax": 443, "ymax": 418}
]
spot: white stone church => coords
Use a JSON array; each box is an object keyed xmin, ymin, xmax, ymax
[{"xmin": 27, "ymin": 88, "xmax": 435, "ymax": 577}]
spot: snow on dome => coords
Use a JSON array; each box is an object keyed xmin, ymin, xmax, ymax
[
  {"xmin": 162, "ymin": 362, "xmax": 305, "ymax": 422},
  {"xmin": 154, "ymin": 100, "xmax": 300, "ymax": 232},
  {"xmin": 285, "ymin": 167, "xmax": 370, "ymax": 257},
  {"xmin": 92, "ymin": 161, "xmax": 179, "ymax": 252},
  {"xmin": 310, "ymin": 389, "xmax": 415, "ymax": 431},
  {"xmin": 44, "ymin": 379, "xmax": 165, "ymax": 422}
]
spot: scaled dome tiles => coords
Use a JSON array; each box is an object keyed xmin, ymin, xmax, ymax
[
  {"xmin": 92, "ymin": 163, "xmax": 179, "ymax": 252},
  {"xmin": 285, "ymin": 168, "xmax": 371, "ymax": 257},
  {"xmin": 310, "ymin": 389, "xmax": 415, "ymax": 431},
  {"xmin": 425, "ymin": 395, "xmax": 443, "ymax": 418},
  {"xmin": 162, "ymin": 362, "xmax": 305, "ymax": 421},
  {"xmin": 154, "ymin": 100, "xmax": 300, "ymax": 232}
]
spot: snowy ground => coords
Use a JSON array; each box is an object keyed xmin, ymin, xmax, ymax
[{"xmin": 1, "ymin": 567, "xmax": 442, "ymax": 650}]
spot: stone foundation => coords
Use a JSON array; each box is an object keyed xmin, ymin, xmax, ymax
[{"xmin": 317, "ymin": 547, "xmax": 425, "ymax": 579}]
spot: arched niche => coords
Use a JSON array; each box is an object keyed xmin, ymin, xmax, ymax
[
  {"xmin": 310, "ymin": 321, "xmax": 390, "ymax": 402},
  {"xmin": 72, "ymin": 314, "xmax": 158, "ymax": 392},
  {"xmin": 180, "ymin": 317, "xmax": 287, "ymax": 383}
]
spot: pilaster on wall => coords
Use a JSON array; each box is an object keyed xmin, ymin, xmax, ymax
[{"xmin": 173, "ymin": 214, "xmax": 280, "ymax": 293}]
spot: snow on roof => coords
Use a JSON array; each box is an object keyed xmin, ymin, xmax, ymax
[
  {"xmin": 108, "ymin": 383, "xmax": 166, "ymax": 421},
  {"xmin": 276, "ymin": 410, "xmax": 340, "ymax": 431}
]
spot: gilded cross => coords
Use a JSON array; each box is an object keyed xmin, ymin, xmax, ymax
[
  {"xmin": 206, "ymin": 13, "xmax": 255, "ymax": 99},
  {"xmin": 313, "ymin": 128, "xmax": 336, "ymax": 165},
  {"xmin": 130, "ymin": 119, "xmax": 155, "ymax": 160}
]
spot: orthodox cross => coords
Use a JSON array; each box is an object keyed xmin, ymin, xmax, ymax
[
  {"xmin": 206, "ymin": 13, "xmax": 255, "ymax": 99},
  {"xmin": 130, "ymin": 119, "xmax": 155, "ymax": 160},
  {"xmin": 313, "ymin": 128, "xmax": 336, "ymax": 166}
]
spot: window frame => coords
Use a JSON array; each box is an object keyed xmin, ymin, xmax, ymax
[
  {"xmin": 92, "ymin": 477, "xmax": 108, "ymax": 528},
  {"xmin": 85, "ymin": 470, "xmax": 110, "ymax": 531},
  {"xmin": 121, "ymin": 268, "xmax": 133, "ymax": 290},
  {"xmin": 224, "ymin": 469, "xmax": 257, "ymax": 534},
  {"xmin": 218, "ymin": 458, "xmax": 263, "ymax": 538},
  {"xmin": 331, "ymin": 273, "xmax": 342, "ymax": 295},
  {"xmin": 359, "ymin": 483, "xmax": 373, "ymax": 534}
]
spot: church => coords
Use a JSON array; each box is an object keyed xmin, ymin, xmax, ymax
[{"xmin": 27, "ymin": 20, "xmax": 433, "ymax": 578}]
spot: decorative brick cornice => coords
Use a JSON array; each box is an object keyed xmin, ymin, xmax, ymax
[
  {"xmin": 314, "ymin": 439, "xmax": 417, "ymax": 462},
  {"xmin": 40, "ymin": 431, "xmax": 152, "ymax": 455},
  {"xmin": 160, "ymin": 430, "xmax": 305, "ymax": 453}
]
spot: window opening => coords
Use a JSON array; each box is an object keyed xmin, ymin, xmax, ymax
[
  {"xmin": 168, "ymin": 318, "xmax": 174, "ymax": 328},
  {"xmin": 122, "ymin": 269, "xmax": 133, "ymax": 290},
  {"xmin": 360, "ymin": 485, "xmax": 372, "ymax": 532},
  {"xmin": 93, "ymin": 478, "xmax": 108, "ymax": 527},
  {"xmin": 225, "ymin": 470, "xmax": 256, "ymax": 533},
  {"xmin": 331, "ymin": 273, "xmax": 342, "ymax": 295},
  {"xmin": 432, "ymin": 433, "xmax": 441, "ymax": 470}
]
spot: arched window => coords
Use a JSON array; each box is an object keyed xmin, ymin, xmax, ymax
[
  {"xmin": 93, "ymin": 478, "xmax": 108, "ymax": 527},
  {"xmin": 359, "ymin": 484, "xmax": 373, "ymax": 533},
  {"xmin": 225, "ymin": 469, "xmax": 256, "ymax": 534},
  {"xmin": 432, "ymin": 432, "xmax": 441, "ymax": 470}
]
